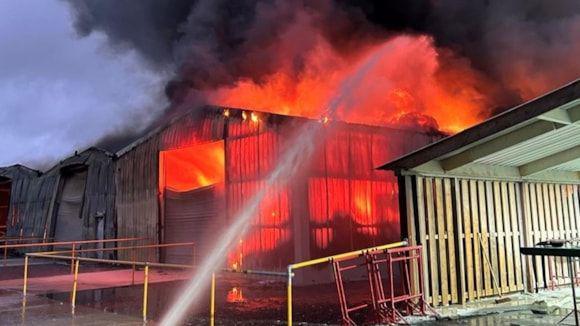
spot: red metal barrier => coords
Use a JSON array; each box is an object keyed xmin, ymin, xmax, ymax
[
  {"xmin": 370, "ymin": 245, "xmax": 432, "ymax": 324},
  {"xmin": 331, "ymin": 245, "xmax": 433, "ymax": 325},
  {"xmin": 332, "ymin": 258, "xmax": 373, "ymax": 325}
]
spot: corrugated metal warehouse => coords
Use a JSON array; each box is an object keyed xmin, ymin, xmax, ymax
[
  {"xmin": 0, "ymin": 106, "xmax": 441, "ymax": 276},
  {"xmin": 114, "ymin": 106, "xmax": 441, "ymax": 271},
  {"xmin": 1, "ymin": 148, "xmax": 116, "ymax": 244},
  {"xmin": 380, "ymin": 79, "xmax": 580, "ymax": 306}
]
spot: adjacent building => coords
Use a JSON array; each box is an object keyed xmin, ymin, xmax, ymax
[{"xmin": 379, "ymin": 79, "xmax": 580, "ymax": 305}]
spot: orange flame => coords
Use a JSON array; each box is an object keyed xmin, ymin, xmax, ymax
[
  {"xmin": 160, "ymin": 141, "xmax": 225, "ymax": 192},
  {"xmin": 207, "ymin": 35, "xmax": 494, "ymax": 133}
]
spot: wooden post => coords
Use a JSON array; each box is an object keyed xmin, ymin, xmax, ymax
[
  {"xmin": 434, "ymin": 178, "xmax": 448, "ymax": 305},
  {"xmin": 461, "ymin": 179, "xmax": 474, "ymax": 302},
  {"xmin": 415, "ymin": 177, "xmax": 430, "ymax": 304},
  {"xmin": 454, "ymin": 178, "xmax": 465, "ymax": 304},
  {"xmin": 404, "ymin": 176, "xmax": 419, "ymax": 296},
  {"xmin": 444, "ymin": 179, "xmax": 458, "ymax": 303},
  {"xmin": 520, "ymin": 183, "xmax": 535, "ymax": 292}
]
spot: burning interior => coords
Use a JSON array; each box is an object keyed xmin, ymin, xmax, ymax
[{"xmin": 115, "ymin": 106, "xmax": 442, "ymax": 279}]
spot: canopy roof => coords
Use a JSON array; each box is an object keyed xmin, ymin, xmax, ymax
[{"xmin": 379, "ymin": 79, "xmax": 580, "ymax": 183}]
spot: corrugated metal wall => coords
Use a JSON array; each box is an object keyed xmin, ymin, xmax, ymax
[
  {"xmin": 116, "ymin": 107, "xmax": 440, "ymax": 267},
  {"xmin": 1, "ymin": 149, "xmax": 116, "ymax": 243},
  {"xmin": 0, "ymin": 165, "xmax": 51, "ymax": 238},
  {"xmin": 116, "ymin": 137, "xmax": 160, "ymax": 260}
]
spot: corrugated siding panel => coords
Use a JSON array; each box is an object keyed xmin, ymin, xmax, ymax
[{"xmin": 116, "ymin": 137, "xmax": 160, "ymax": 261}]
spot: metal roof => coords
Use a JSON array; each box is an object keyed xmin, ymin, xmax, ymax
[{"xmin": 379, "ymin": 79, "xmax": 580, "ymax": 182}]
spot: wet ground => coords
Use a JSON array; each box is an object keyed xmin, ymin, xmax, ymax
[
  {"xmin": 1, "ymin": 260, "xmax": 579, "ymax": 325},
  {"xmin": 43, "ymin": 275, "xmax": 355, "ymax": 325}
]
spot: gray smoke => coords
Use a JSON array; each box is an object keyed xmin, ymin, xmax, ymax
[
  {"xmin": 0, "ymin": 1, "xmax": 168, "ymax": 168},
  {"xmin": 2, "ymin": 1, "xmax": 578, "ymax": 168},
  {"xmin": 64, "ymin": 0, "xmax": 580, "ymax": 111}
]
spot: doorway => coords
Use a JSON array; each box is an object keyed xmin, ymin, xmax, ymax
[
  {"xmin": 159, "ymin": 141, "xmax": 225, "ymax": 264},
  {"xmin": 53, "ymin": 166, "xmax": 88, "ymax": 241}
]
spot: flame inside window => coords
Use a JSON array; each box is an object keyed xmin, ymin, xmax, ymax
[{"xmin": 159, "ymin": 141, "xmax": 225, "ymax": 192}]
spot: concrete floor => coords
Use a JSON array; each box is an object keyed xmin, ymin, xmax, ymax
[
  {"xmin": 0, "ymin": 258, "xmax": 192, "ymax": 325},
  {"xmin": 429, "ymin": 288, "xmax": 580, "ymax": 325},
  {"xmin": 2, "ymin": 258, "xmax": 580, "ymax": 325}
]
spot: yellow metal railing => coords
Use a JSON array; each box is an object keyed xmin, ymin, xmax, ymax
[
  {"xmin": 2, "ymin": 235, "xmax": 54, "ymax": 264},
  {"xmin": 35, "ymin": 241, "xmax": 196, "ymax": 279},
  {"xmin": 25, "ymin": 243, "xmax": 196, "ymax": 322},
  {"xmin": 20, "ymin": 240, "xmax": 407, "ymax": 324},
  {"xmin": 24, "ymin": 248, "xmax": 287, "ymax": 323},
  {"xmin": 286, "ymin": 240, "xmax": 408, "ymax": 326},
  {"xmin": 1, "ymin": 237, "xmax": 145, "ymax": 266},
  {"xmin": 1, "ymin": 236, "xmax": 54, "ymax": 244}
]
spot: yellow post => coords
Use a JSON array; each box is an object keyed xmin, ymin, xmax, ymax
[
  {"xmin": 289, "ymin": 241, "xmax": 407, "ymax": 270},
  {"xmin": 70, "ymin": 243, "xmax": 76, "ymax": 274},
  {"xmin": 131, "ymin": 248, "xmax": 136, "ymax": 285},
  {"xmin": 210, "ymin": 272, "xmax": 216, "ymax": 326},
  {"xmin": 287, "ymin": 266, "xmax": 293, "ymax": 326},
  {"xmin": 23, "ymin": 256, "xmax": 29, "ymax": 297},
  {"xmin": 143, "ymin": 264, "xmax": 149, "ymax": 323},
  {"xmin": 71, "ymin": 259, "xmax": 80, "ymax": 315}
]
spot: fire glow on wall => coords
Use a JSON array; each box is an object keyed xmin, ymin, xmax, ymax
[{"xmin": 158, "ymin": 109, "xmax": 438, "ymax": 270}]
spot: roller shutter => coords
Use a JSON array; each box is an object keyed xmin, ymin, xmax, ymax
[{"xmin": 163, "ymin": 185, "xmax": 220, "ymax": 264}]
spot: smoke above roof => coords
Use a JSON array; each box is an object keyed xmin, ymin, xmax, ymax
[
  {"xmin": 2, "ymin": 1, "xmax": 578, "ymax": 168},
  {"xmin": 65, "ymin": 0, "xmax": 580, "ymax": 114}
]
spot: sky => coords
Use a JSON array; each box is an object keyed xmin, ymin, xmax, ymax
[{"xmin": 0, "ymin": 0, "xmax": 168, "ymax": 169}]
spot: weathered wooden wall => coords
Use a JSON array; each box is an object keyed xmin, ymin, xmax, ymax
[{"xmin": 404, "ymin": 175, "xmax": 580, "ymax": 306}]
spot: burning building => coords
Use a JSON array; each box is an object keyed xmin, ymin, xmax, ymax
[
  {"xmin": 0, "ymin": 105, "xmax": 440, "ymax": 277},
  {"xmin": 115, "ymin": 106, "xmax": 441, "ymax": 273}
]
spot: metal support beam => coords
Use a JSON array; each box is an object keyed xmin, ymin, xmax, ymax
[
  {"xmin": 440, "ymin": 121, "xmax": 561, "ymax": 171},
  {"xmin": 569, "ymin": 105, "xmax": 580, "ymax": 124},
  {"xmin": 519, "ymin": 145, "xmax": 580, "ymax": 177},
  {"xmin": 538, "ymin": 104, "xmax": 580, "ymax": 125},
  {"xmin": 538, "ymin": 108, "xmax": 572, "ymax": 124}
]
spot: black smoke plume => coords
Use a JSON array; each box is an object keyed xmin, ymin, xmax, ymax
[{"xmin": 65, "ymin": 0, "xmax": 580, "ymax": 115}]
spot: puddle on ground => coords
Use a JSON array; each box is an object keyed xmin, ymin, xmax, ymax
[{"xmin": 42, "ymin": 274, "xmax": 356, "ymax": 325}]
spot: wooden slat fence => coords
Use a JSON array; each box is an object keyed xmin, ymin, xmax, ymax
[
  {"xmin": 404, "ymin": 176, "xmax": 579, "ymax": 305},
  {"xmin": 521, "ymin": 182, "xmax": 580, "ymax": 289}
]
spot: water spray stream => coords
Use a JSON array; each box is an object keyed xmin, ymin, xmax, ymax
[{"xmin": 160, "ymin": 43, "xmax": 393, "ymax": 326}]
